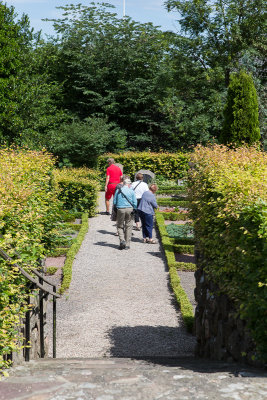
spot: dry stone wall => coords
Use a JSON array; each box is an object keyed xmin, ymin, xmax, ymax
[{"xmin": 194, "ymin": 248, "xmax": 261, "ymax": 367}]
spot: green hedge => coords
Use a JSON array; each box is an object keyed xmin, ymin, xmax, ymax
[
  {"xmin": 157, "ymin": 198, "xmax": 189, "ymax": 208},
  {"xmin": 155, "ymin": 211, "xmax": 195, "ymax": 332},
  {"xmin": 59, "ymin": 213, "xmax": 89, "ymax": 294},
  {"xmin": 0, "ymin": 148, "xmax": 62, "ymax": 372},
  {"xmin": 160, "ymin": 211, "xmax": 189, "ymax": 221},
  {"xmin": 188, "ymin": 144, "xmax": 267, "ymax": 361},
  {"xmin": 97, "ymin": 152, "xmax": 189, "ymax": 180},
  {"xmin": 54, "ymin": 168, "xmax": 100, "ymax": 216}
]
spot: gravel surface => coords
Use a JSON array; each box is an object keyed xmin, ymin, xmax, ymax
[{"xmin": 47, "ymin": 192, "xmax": 196, "ymax": 358}]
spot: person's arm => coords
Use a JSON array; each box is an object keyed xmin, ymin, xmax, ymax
[
  {"xmin": 105, "ymin": 173, "xmax": 110, "ymax": 192},
  {"xmin": 151, "ymin": 194, "xmax": 158, "ymax": 209}
]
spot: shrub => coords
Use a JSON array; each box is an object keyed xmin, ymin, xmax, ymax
[
  {"xmin": 188, "ymin": 144, "xmax": 267, "ymax": 361},
  {"xmin": 0, "ymin": 148, "xmax": 62, "ymax": 371},
  {"xmin": 48, "ymin": 117, "xmax": 127, "ymax": 168},
  {"xmin": 97, "ymin": 152, "xmax": 189, "ymax": 180},
  {"xmin": 221, "ymin": 70, "xmax": 261, "ymax": 146},
  {"xmin": 53, "ymin": 167, "xmax": 100, "ymax": 215}
]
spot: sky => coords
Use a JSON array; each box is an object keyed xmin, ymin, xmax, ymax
[{"xmin": 5, "ymin": 1, "xmax": 180, "ymax": 37}]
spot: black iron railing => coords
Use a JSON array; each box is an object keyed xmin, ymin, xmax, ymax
[{"xmin": 0, "ymin": 247, "xmax": 60, "ymax": 360}]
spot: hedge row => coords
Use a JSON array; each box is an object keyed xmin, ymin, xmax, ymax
[
  {"xmin": 155, "ymin": 211, "xmax": 195, "ymax": 332},
  {"xmin": 0, "ymin": 148, "xmax": 62, "ymax": 372},
  {"xmin": 97, "ymin": 152, "xmax": 189, "ymax": 180},
  {"xmin": 59, "ymin": 213, "xmax": 89, "ymax": 294},
  {"xmin": 188, "ymin": 144, "xmax": 267, "ymax": 361},
  {"xmin": 157, "ymin": 198, "xmax": 189, "ymax": 208},
  {"xmin": 53, "ymin": 168, "xmax": 101, "ymax": 216}
]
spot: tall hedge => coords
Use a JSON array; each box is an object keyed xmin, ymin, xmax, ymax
[
  {"xmin": 188, "ymin": 144, "xmax": 267, "ymax": 361},
  {"xmin": 221, "ymin": 70, "xmax": 260, "ymax": 146},
  {"xmin": 97, "ymin": 152, "xmax": 189, "ymax": 180},
  {"xmin": 53, "ymin": 167, "xmax": 101, "ymax": 215},
  {"xmin": 0, "ymin": 148, "xmax": 62, "ymax": 371}
]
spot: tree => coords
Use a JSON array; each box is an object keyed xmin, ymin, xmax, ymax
[
  {"xmin": 165, "ymin": 0, "xmax": 266, "ymax": 85},
  {"xmin": 221, "ymin": 70, "xmax": 260, "ymax": 145},
  {"xmin": 48, "ymin": 117, "xmax": 127, "ymax": 168},
  {"xmin": 0, "ymin": 2, "xmax": 67, "ymax": 147},
  {"xmin": 44, "ymin": 3, "xmax": 176, "ymax": 150}
]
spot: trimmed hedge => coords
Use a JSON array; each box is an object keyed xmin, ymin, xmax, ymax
[
  {"xmin": 188, "ymin": 144, "xmax": 267, "ymax": 361},
  {"xmin": 54, "ymin": 168, "xmax": 100, "ymax": 216},
  {"xmin": 59, "ymin": 213, "xmax": 89, "ymax": 294},
  {"xmin": 173, "ymin": 244, "xmax": 195, "ymax": 254},
  {"xmin": 97, "ymin": 152, "xmax": 189, "ymax": 180},
  {"xmin": 155, "ymin": 211, "xmax": 195, "ymax": 332},
  {"xmin": 157, "ymin": 198, "xmax": 189, "ymax": 208},
  {"xmin": 160, "ymin": 211, "xmax": 189, "ymax": 221},
  {"xmin": 0, "ymin": 148, "xmax": 62, "ymax": 372}
]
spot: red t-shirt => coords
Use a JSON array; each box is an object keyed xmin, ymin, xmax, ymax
[{"xmin": 106, "ymin": 164, "xmax": 122, "ymax": 184}]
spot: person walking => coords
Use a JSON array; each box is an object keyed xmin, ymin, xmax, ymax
[
  {"xmin": 113, "ymin": 178, "xmax": 137, "ymax": 250},
  {"xmin": 105, "ymin": 158, "xmax": 122, "ymax": 215},
  {"xmin": 138, "ymin": 183, "xmax": 158, "ymax": 244},
  {"xmin": 131, "ymin": 173, "xmax": 149, "ymax": 230}
]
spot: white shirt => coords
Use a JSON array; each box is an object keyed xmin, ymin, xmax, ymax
[{"xmin": 131, "ymin": 180, "xmax": 149, "ymax": 199}]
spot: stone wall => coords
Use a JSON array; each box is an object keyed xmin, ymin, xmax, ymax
[{"xmin": 194, "ymin": 249, "xmax": 261, "ymax": 366}]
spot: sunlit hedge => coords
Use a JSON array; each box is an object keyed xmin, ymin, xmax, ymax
[
  {"xmin": 0, "ymin": 148, "xmax": 62, "ymax": 371},
  {"xmin": 188, "ymin": 144, "xmax": 267, "ymax": 361},
  {"xmin": 53, "ymin": 167, "xmax": 101, "ymax": 216},
  {"xmin": 97, "ymin": 152, "xmax": 189, "ymax": 180}
]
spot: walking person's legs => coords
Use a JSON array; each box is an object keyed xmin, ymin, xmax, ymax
[
  {"xmin": 124, "ymin": 208, "xmax": 134, "ymax": 248},
  {"xmin": 117, "ymin": 209, "xmax": 126, "ymax": 249},
  {"xmin": 139, "ymin": 211, "xmax": 149, "ymax": 242},
  {"xmin": 146, "ymin": 214, "xmax": 154, "ymax": 239}
]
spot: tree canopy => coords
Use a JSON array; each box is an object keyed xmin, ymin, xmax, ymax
[{"xmin": 0, "ymin": 1, "xmax": 265, "ymax": 162}]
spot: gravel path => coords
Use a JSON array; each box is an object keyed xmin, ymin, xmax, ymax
[{"xmin": 48, "ymin": 192, "xmax": 196, "ymax": 358}]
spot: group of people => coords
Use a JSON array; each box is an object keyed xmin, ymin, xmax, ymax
[{"xmin": 104, "ymin": 158, "xmax": 158, "ymax": 250}]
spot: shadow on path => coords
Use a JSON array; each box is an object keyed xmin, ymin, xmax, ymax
[
  {"xmin": 94, "ymin": 241, "xmax": 119, "ymax": 250},
  {"xmin": 107, "ymin": 325, "xmax": 195, "ymax": 358},
  {"xmin": 107, "ymin": 325, "xmax": 267, "ymax": 377}
]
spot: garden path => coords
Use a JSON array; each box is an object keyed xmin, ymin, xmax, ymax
[{"xmin": 47, "ymin": 192, "xmax": 196, "ymax": 358}]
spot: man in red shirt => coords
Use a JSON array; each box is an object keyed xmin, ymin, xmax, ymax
[{"xmin": 105, "ymin": 158, "xmax": 123, "ymax": 214}]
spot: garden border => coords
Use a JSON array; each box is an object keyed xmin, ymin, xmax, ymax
[
  {"xmin": 155, "ymin": 211, "xmax": 194, "ymax": 332},
  {"xmin": 59, "ymin": 213, "xmax": 89, "ymax": 294}
]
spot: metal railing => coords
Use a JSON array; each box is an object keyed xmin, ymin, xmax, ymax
[{"xmin": 0, "ymin": 247, "xmax": 60, "ymax": 361}]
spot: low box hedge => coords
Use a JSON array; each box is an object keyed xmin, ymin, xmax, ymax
[{"xmin": 155, "ymin": 211, "xmax": 195, "ymax": 332}]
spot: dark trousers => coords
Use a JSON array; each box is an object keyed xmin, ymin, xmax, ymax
[
  {"xmin": 139, "ymin": 210, "xmax": 154, "ymax": 239},
  {"xmin": 135, "ymin": 199, "xmax": 141, "ymax": 223}
]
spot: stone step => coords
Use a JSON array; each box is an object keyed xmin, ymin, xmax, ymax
[{"xmin": 1, "ymin": 357, "xmax": 266, "ymax": 400}]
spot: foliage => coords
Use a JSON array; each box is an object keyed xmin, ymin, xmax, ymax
[
  {"xmin": 165, "ymin": 0, "xmax": 266, "ymax": 85},
  {"xmin": 160, "ymin": 211, "xmax": 189, "ymax": 221},
  {"xmin": 46, "ymin": 266, "xmax": 58, "ymax": 275},
  {"xmin": 97, "ymin": 151, "xmax": 189, "ymax": 180},
  {"xmin": 48, "ymin": 117, "xmax": 127, "ymax": 168},
  {"xmin": 53, "ymin": 168, "xmax": 100, "ymax": 215},
  {"xmin": 156, "ymin": 211, "xmax": 194, "ymax": 331},
  {"xmin": 157, "ymin": 198, "xmax": 189, "ymax": 208},
  {"xmin": 43, "ymin": 2, "xmax": 180, "ymax": 150},
  {"xmin": 166, "ymin": 223, "xmax": 194, "ymax": 238},
  {"xmin": 0, "ymin": 148, "xmax": 62, "ymax": 371},
  {"xmin": 221, "ymin": 70, "xmax": 261, "ymax": 146},
  {"xmin": 59, "ymin": 213, "xmax": 89, "ymax": 294},
  {"xmin": 173, "ymin": 243, "xmax": 194, "ymax": 255},
  {"xmin": 188, "ymin": 144, "xmax": 267, "ymax": 361},
  {"xmin": 0, "ymin": 2, "xmax": 67, "ymax": 147}
]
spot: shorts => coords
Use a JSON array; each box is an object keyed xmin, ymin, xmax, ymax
[{"xmin": 105, "ymin": 184, "xmax": 117, "ymax": 200}]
